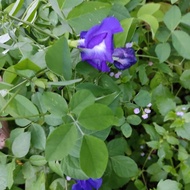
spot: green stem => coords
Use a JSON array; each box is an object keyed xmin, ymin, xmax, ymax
[
  {"xmin": 136, "ymin": 54, "xmax": 159, "ymax": 60},
  {"xmin": 7, "ymin": 14, "xmax": 58, "ymax": 40},
  {"xmin": 142, "ymin": 149, "xmax": 154, "ymax": 170},
  {"xmin": 0, "ymin": 88, "xmax": 21, "ymax": 115},
  {"xmin": 68, "ymin": 113, "xmax": 84, "ymax": 135},
  {"xmin": 0, "ymin": 113, "xmax": 46, "ymax": 121}
]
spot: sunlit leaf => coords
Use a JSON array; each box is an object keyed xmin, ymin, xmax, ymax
[
  {"xmin": 111, "ymin": 155, "xmax": 138, "ymax": 178},
  {"xmin": 12, "ymin": 132, "xmax": 31, "ymax": 158},
  {"xmin": 45, "ymin": 124, "xmax": 78, "ymax": 161},
  {"xmin": 80, "ymin": 135, "xmax": 108, "ymax": 178},
  {"xmin": 78, "ymin": 103, "xmax": 114, "ymax": 130},
  {"xmin": 46, "ymin": 37, "xmax": 72, "ymax": 79},
  {"xmin": 172, "ymin": 30, "xmax": 190, "ymax": 60},
  {"xmin": 164, "ymin": 5, "xmax": 181, "ymax": 31}
]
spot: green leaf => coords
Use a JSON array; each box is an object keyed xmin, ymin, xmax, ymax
[
  {"xmin": 49, "ymin": 178, "xmax": 66, "ymax": 190},
  {"xmin": 164, "ymin": 5, "xmax": 181, "ymax": 31},
  {"xmin": 48, "ymin": 78, "xmax": 82, "ymax": 87},
  {"xmin": 0, "ymin": 164, "xmax": 7, "ymax": 190},
  {"xmin": 49, "ymin": 161, "xmax": 63, "ymax": 177},
  {"xmin": 147, "ymin": 163, "xmax": 167, "ymax": 181},
  {"xmin": 155, "ymin": 43, "xmax": 171, "ymax": 63},
  {"xmin": 9, "ymin": 0, "xmax": 24, "ymax": 16},
  {"xmin": 157, "ymin": 179, "xmax": 181, "ymax": 190},
  {"xmin": 21, "ymin": 0, "xmax": 39, "ymax": 23},
  {"xmin": 69, "ymin": 90, "xmax": 95, "ymax": 116},
  {"xmin": 62, "ymin": 155, "xmax": 88, "ymax": 179},
  {"xmin": 171, "ymin": 0, "xmax": 178, "ymax": 4},
  {"xmin": 109, "ymin": 3, "xmax": 130, "ymax": 21},
  {"xmin": 12, "ymin": 132, "xmax": 31, "ymax": 158},
  {"xmin": 156, "ymin": 97, "xmax": 176, "ymax": 116},
  {"xmin": 46, "ymin": 37, "xmax": 72, "ymax": 80},
  {"xmin": 42, "ymin": 91, "xmax": 68, "ymax": 116},
  {"xmin": 29, "ymin": 155, "xmax": 47, "ymax": 166},
  {"xmin": 172, "ymin": 30, "xmax": 190, "ymax": 60},
  {"xmin": 80, "ymin": 135, "xmax": 108, "ymax": 178},
  {"xmin": 67, "ymin": 2, "xmax": 111, "ymax": 34},
  {"xmin": 138, "ymin": 14, "xmax": 158, "ymax": 39},
  {"xmin": 96, "ymin": 92, "xmax": 120, "ymax": 105},
  {"xmin": 114, "ymin": 18, "xmax": 135, "ymax": 47},
  {"xmin": 45, "ymin": 124, "xmax": 78, "ymax": 161},
  {"xmin": 121, "ymin": 123, "xmax": 132, "ymax": 138},
  {"xmin": 137, "ymin": 3, "xmax": 160, "ymax": 17},
  {"xmin": 14, "ymin": 58, "xmax": 41, "ymax": 72},
  {"xmin": 30, "ymin": 123, "xmax": 46, "ymax": 150},
  {"xmin": 138, "ymin": 65, "xmax": 149, "ymax": 85},
  {"xmin": 6, "ymin": 94, "xmax": 39, "ymax": 125},
  {"xmin": 111, "ymin": 155, "xmax": 138, "ymax": 178},
  {"xmin": 78, "ymin": 103, "xmax": 114, "ymax": 130},
  {"xmin": 175, "ymin": 123, "xmax": 190, "ymax": 140},
  {"xmin": 134, "ymin": 90, "xmax": 151, "ymax": 107},
  {"xmin": 127, "ymin": 115, "xmax": 142, "ymax": 126},
  {"xmin": 154, "ymin": 123, "xmax": 166, "ymax": 135},
  {"xmin": 180, "ymin": 69, "xmax": 190, "ymax": 90},
  {"xmin": 49, "ymin": 0, "xmax": 64, "ymax": 19},
  {"xmin": 107, "ymin": 138, "xmax": 127, "ymax": 157},
  {"xmin": 3, "ymin": 66, "xmax": 18, "ymax": 84},
  {"xmin": 44, "ymin": 114, "xmax": 63, "ymax": 126},
  {"xmin": 143, "ymin": 124, "xmax": 160, "ymax": 141},
  {"xmin": 181, "ymin": 12, "xmax": 190, "ymax": 26},
  {"xmin": 7, "ymin": 159, "xmax": 15, "ymax": 189}
]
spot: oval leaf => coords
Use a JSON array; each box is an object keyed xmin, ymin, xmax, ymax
[
  {"xmin": 45, "ymin": 37, "xmax": 72, "ymax": 80},
  {"xmin": 138, "ymin": 14, "xmax": 158, "ymax": 39},
  {"xmin": 42, "ymin": 91, "xmax": 68, "ymax": 116},
  {"xmin": 69, "ymin": 89, "xmax": 95, "ymax": 116},
  {"xmin": 137, "ymin": 3, "xmax": 160, "ymax": 17},
  {"xmin": 67, "ymin": 2, "xmax": 111, "ymax": 34},
  {"xmin": 45, "ymin": 124, "xmax": 78, "ymax": 161},
  {"xmin": 12, "ymin": 132, "xmax": 31, "ymax": 158},
  {"xmin": 80, "ymin": 135, "xmax": 108, "ymax": 178},
  {"xmin": 155, "ymin": 43, "xmax": 171, "ymax": 63},
  {"xmin": 172, "ymin": 30, "xmax": 190, "ymax": 60},
  {"xmin": 111, "ymin": 155, "xmax": 138, "ymax": 178},
  {"xmin": 78, "ymin": 103, "xmax": 114, "ymax": 130},
  {"xmin": 163, "ymin": 5, "xmax": 181, "ymax": 31},
  {"xmin": 134, "ymin": 90, "xmax": 151, "ymax": 107}
]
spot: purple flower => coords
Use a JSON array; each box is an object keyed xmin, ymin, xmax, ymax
[
  {"xmin": 72, "ymin": 178, "xmax": 102, "ymax": 190},
  {"xmin": 112, "ymin": 43, "xmax": 137, "ymax": 70},
  {"xmin": 78, "ymin": 17, "xmax": 123, "ymax": 72},
  {"xmin": 134, "ymin": 108, "xmax": 140, "ymax": 114}
]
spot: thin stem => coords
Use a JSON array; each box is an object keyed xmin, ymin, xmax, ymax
[
  {"xmin": 141, "ymin": 149, "xmax": 154, "ymax": 190},
  {"xmin": 141, "ymin": 170, "xmax": 148, "ymax": 190},
  {"xmin": 175, "ymin": 85, "xmax": 183, "ymax": 97},
  {"xmin": 68, "ymin": 113, "xmax": 84, "ymax": 135},
  {"xmin": 136, "ymin": 54, "xmax": 159, "ymax": 60},
  {"xmin": 7, "ymin": 14, "xmax": 58, "ymax": 40},
  {"xmin": 0, "ymin": 113, "xmax": 46, "ymax": 121},
  {"xmin": 0, "ymin": 87, "xmax": 23, "ymax": 115},
  {"xmin": 142, "ymin": 149, "xmax": 154, "ymax": 170}
]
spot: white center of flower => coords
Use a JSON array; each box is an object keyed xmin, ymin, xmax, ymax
[{"xmin": 92, "ymin": 40, "xmax": 106, "ymax": 53}]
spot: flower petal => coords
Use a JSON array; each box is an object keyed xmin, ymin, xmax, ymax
[
  {"xmin": 72, "ymin": 183, "xmax": 83, "ymax": 190},
  {"xmin": 87, "ymin": 178, "xmax": 103, "ymax": 189},
  {"xmin": 113, "ymin": 47, "xmax": 137, "ymax": 70},
  {"xmin": 78, "ymin": 17, "xmax": 123, "ymax": 72}
]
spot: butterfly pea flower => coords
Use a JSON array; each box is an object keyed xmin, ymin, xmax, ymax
[
  {"xmin": 78, "ymin": 17, "xmax": 123, "ymax": 72},
  {"xmin": 112, "ymin": 43, "xmax": 137, "ymax": 70},
  {"xmin": 72, "ymin": 178, "xmax": 102, "ymax": 190}
]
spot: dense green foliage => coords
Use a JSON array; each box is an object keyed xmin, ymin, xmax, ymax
[{"xmin": 1, "ymin": 0, "xmax": 190, "ymax": 189}]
